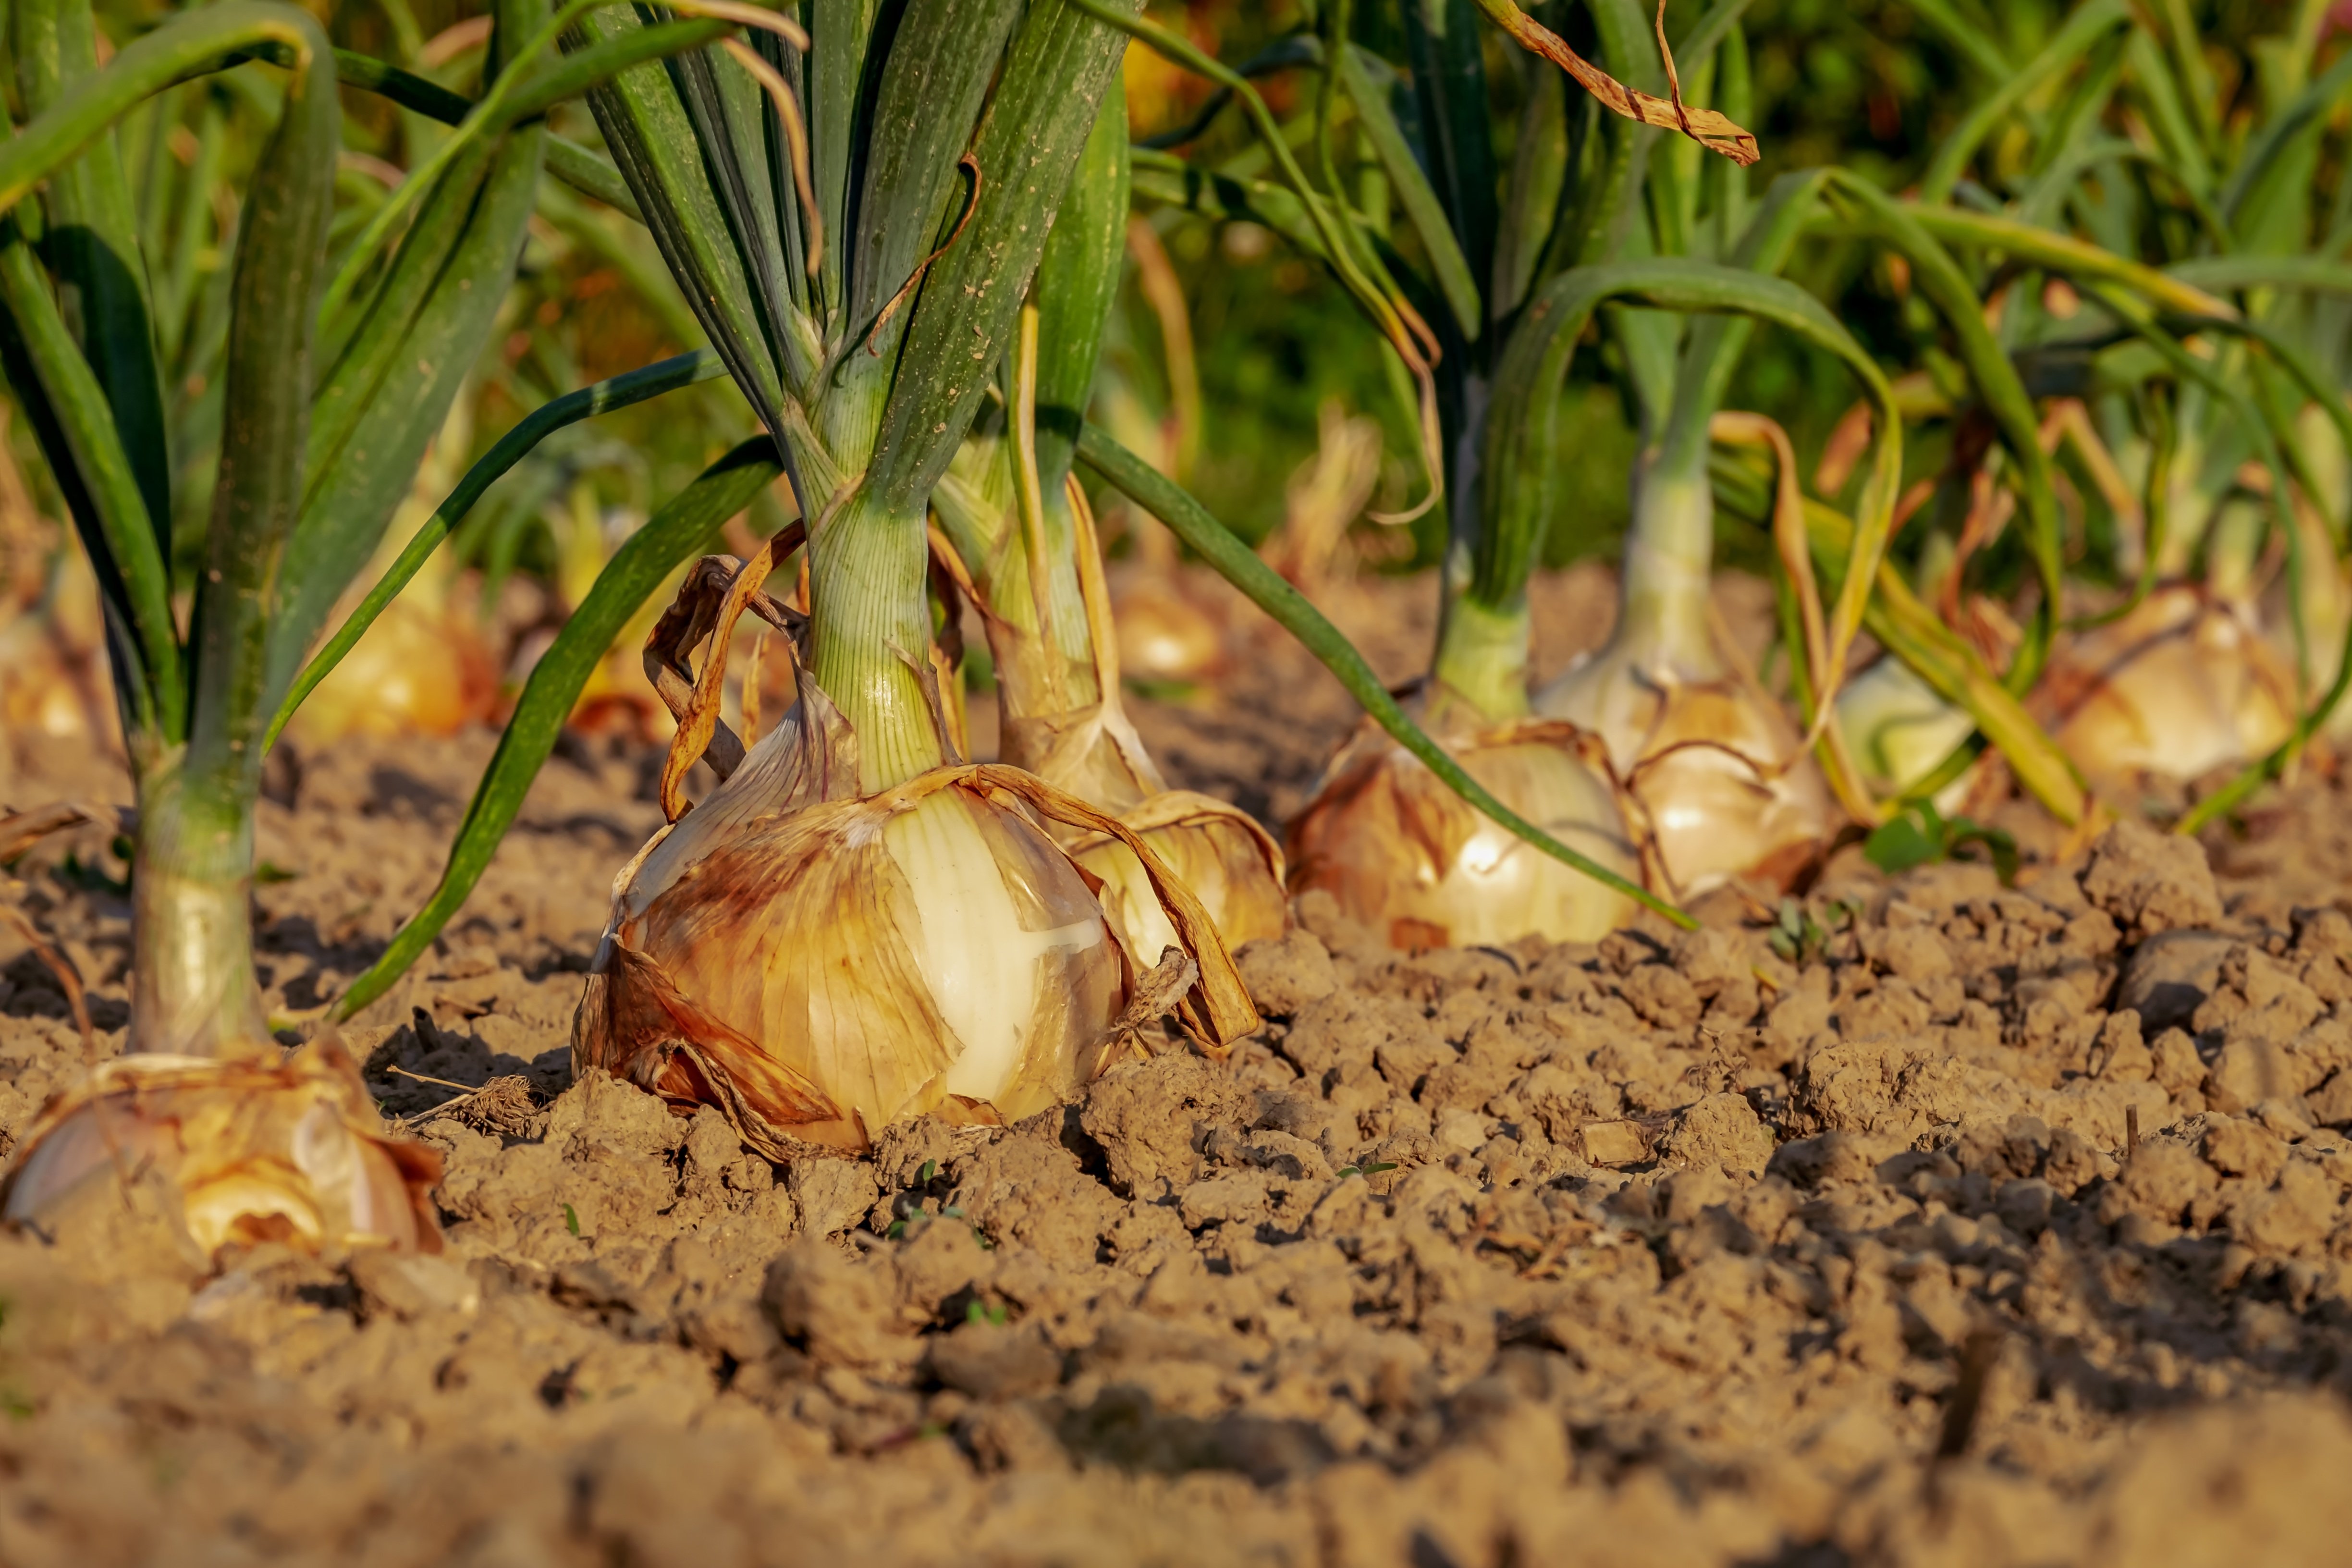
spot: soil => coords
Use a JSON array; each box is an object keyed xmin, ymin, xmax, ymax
[{"xmin": 6, "ymin": 567, "xmax": 2352, "ymax": 1567}]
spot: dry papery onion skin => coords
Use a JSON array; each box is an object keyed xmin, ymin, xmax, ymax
[
  {"xmin": 1544, "ymin": 662, "xmax": 1831, "ymax": 898},
  {"xmin": 2039, "ymin": 586, "xmax": 2297, "ymax": 788},
  {"xmin": 1286, "ymin": 719, "xmax": 1639, "ymax": 951},
  {"xmin": 998, "ymin": 695, "xmax": 1291, "ymax": 958},
  {"xmin": 574, "ymin": 679, "xmax": 1255, "ymax": 1159},
  {"xmin": 1071, "ymin": 789, "xmax": 1290, "ymax": 965},
  {"xmin": 0, "ymin": 1042, "xmax": 443, "ymax": 1260},
  {"xmin": 999, "ymin": 691, "xmax": 1168, "ymax": 821}
]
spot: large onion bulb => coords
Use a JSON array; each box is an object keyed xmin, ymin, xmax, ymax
[
  {"xmin": 2038, "ymin": 585, "xmax": 2295, "ymax": 786},
  {"xmin": 0, "ymin": 1044, "xmax": 442, "ymax": 1259},
  {"xmin": 1537, "ymin": 646, "xmax": 1830, "ymax": 897},
  {"xmin": 574, "ymin": 678, "xmax": 1254, "ymax": 1156},
  {"xmin": 1286, "ymin": 715, "xmax": 1637, "ymax": 950}
]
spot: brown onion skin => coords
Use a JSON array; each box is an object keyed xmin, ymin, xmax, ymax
[
  {"xmin": 2039, "ymin": 587, "xmax": 2296, "ymax": 788},
  {"xmin": 1609, "ymin": 677, "xmax": 1832, "ymax": 897},
  {"xmin": 0, "ymin": 1046, "xmax": 442, "ymax": 1261},
  {"xmin": 1286, "ymin": 722, "xmax": 1637, "ymax": 951}
]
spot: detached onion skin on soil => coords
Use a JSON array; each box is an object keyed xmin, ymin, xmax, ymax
[
  {"xmin": 0, "ymin": 1045, "xmax": 441, "ymax": 1258},
  {"xmin": 575, "ymin": 676, "xmax": 1255, "ymax": 1157},
  {"xmin": 1286, "ymin": 712, "xmax": 1638, "ymax": 951},
  {"xmin": 2038, "ymin": 586, "xmax": 2296, "ymax": 788}
]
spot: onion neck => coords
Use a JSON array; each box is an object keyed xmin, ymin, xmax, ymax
[
  {"xmin": 1606, "ymin": 447, "xmax": 1721, "ymax": 679},
  {"xmin": 129, "ymin": 751, "xmax": 270, "ymax": 1058},
  {"xmin": 1429, "ymin": 592, "xmax": 1532, "ymax": 730},
  {"xmin": 985, "ymin": 485, "xmax": 1102, "ymax": 723},
  {"xmin": 2153, "ymin": 426, "xmax": 2214, "ymax": 582},
  {"xmin": 2205, "ymin": 496, "xmax": 2263, "ymax": 607},
  {"xmin": 806, "ymin": 488, "xmax": 947, "ymax": 793}
]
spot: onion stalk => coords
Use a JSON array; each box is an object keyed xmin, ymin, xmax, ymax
[{"xmin": 0, "ymin": 0, "xmax": 732, "ymax": 1256}]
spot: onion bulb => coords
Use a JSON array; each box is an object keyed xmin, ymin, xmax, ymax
[
  {"xmin": 1286, "ymin": 713, "xmax": 1638, "ymax": 950},
  {"xmin": 574, "ymin": 674, "xmax": 1255, "ymax": 1157},
  {"xmin": 2038, "ymin": 585, "xmax": 2296, "ymax": 785},
  {"xmin": 1532, "ymin": 467, "xmax": 1832, "ymax": 896},
  {"xmin": 1069, "ymin": 790, "xmax": 1289, "ymax": 966},
  {"xmin": 1834, "ymin": 655, "xmax": 1978, "ymax": 810},
  {"xmin": 284, "ymin": 594, "xmax": 498, "ymax": 746},
  {"xmin": 1537, "ymin": 644, "xmax": 1830, "ymax": 896},
  {"xmin": 1110, "ymin": 564, "xmax": 1229, "ymax": 686},
  {"xmin": 0, "ymin": 1044, "xmax": 442, "ymax": 1259},
  {"xmin": 981, "ymin": 478, "xmax": 1291, "ymax": 958},
  {"xmin": 998, "ymin": 652, "xmax": 1289, "ymax": 958}
]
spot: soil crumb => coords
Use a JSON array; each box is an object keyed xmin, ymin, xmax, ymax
[{"xmin": 7, "ymin": 604, "xmax": 2352, "ymax": 1563}]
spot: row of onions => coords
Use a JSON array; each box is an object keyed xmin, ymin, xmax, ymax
[{"xmin": 2, "ymin": 0, "xmax": 2350, "ymax": 1260}]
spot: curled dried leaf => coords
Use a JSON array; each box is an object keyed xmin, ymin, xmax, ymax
[{"xmin": 1470, "ymin": 0, "xmax": 1759, "ymax": 166}]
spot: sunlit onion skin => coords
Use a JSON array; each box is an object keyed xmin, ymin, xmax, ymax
[
  {"xmin": 1071, "ymin": 790, "xmax": 1289, "ymax": 965},
  {"xmin": 0, "ymin": 1043, "xmax": 442, "ymax": 1260},
  {"xmin": 575, "ymin": 678, "xmax": 1254, "ymax": 1156},
  {"xmin": 2039, "ymin": 585, "xmax": 2296, "ymax": 786},
  {"xmin": 1538, "ymin": 646, "xmax": 1830, "ymax": 897},
  {"xmin": 1003, "ymin": 694, "xmax": 1292, "ymax": 958},
  {"xmin": 1286, "ymin": 713, "xmax": 1637, "ymax": 950}
]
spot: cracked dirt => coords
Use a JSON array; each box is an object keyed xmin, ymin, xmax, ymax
[{"xmin": 4, "ymin": 575, "xmax": 2352, "ymax": 1566}]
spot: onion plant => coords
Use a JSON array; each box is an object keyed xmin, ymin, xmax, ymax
[
  {"xmin": 929, "ymin": 84, "xmax": 1289, "ymax": 963},
  {"xmin": 0, "ymin": 0, "xmax": 772, "ymax": 1254},
  {"xmin": 534, "ymin": 0, "xmax": 1282, "ymax": 1155},
  {"xmin": 1109, "ymin": 0, "xmax": 1912, "ymax": 933},
  {"xmin": 1840, "ymin": 0, "xmax": 2352, "ymax": 831}
]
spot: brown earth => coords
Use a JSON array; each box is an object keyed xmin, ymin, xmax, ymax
[{"xmin": 4, "ymin": 569, "xmax": 2352, "ymax": 1566}]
